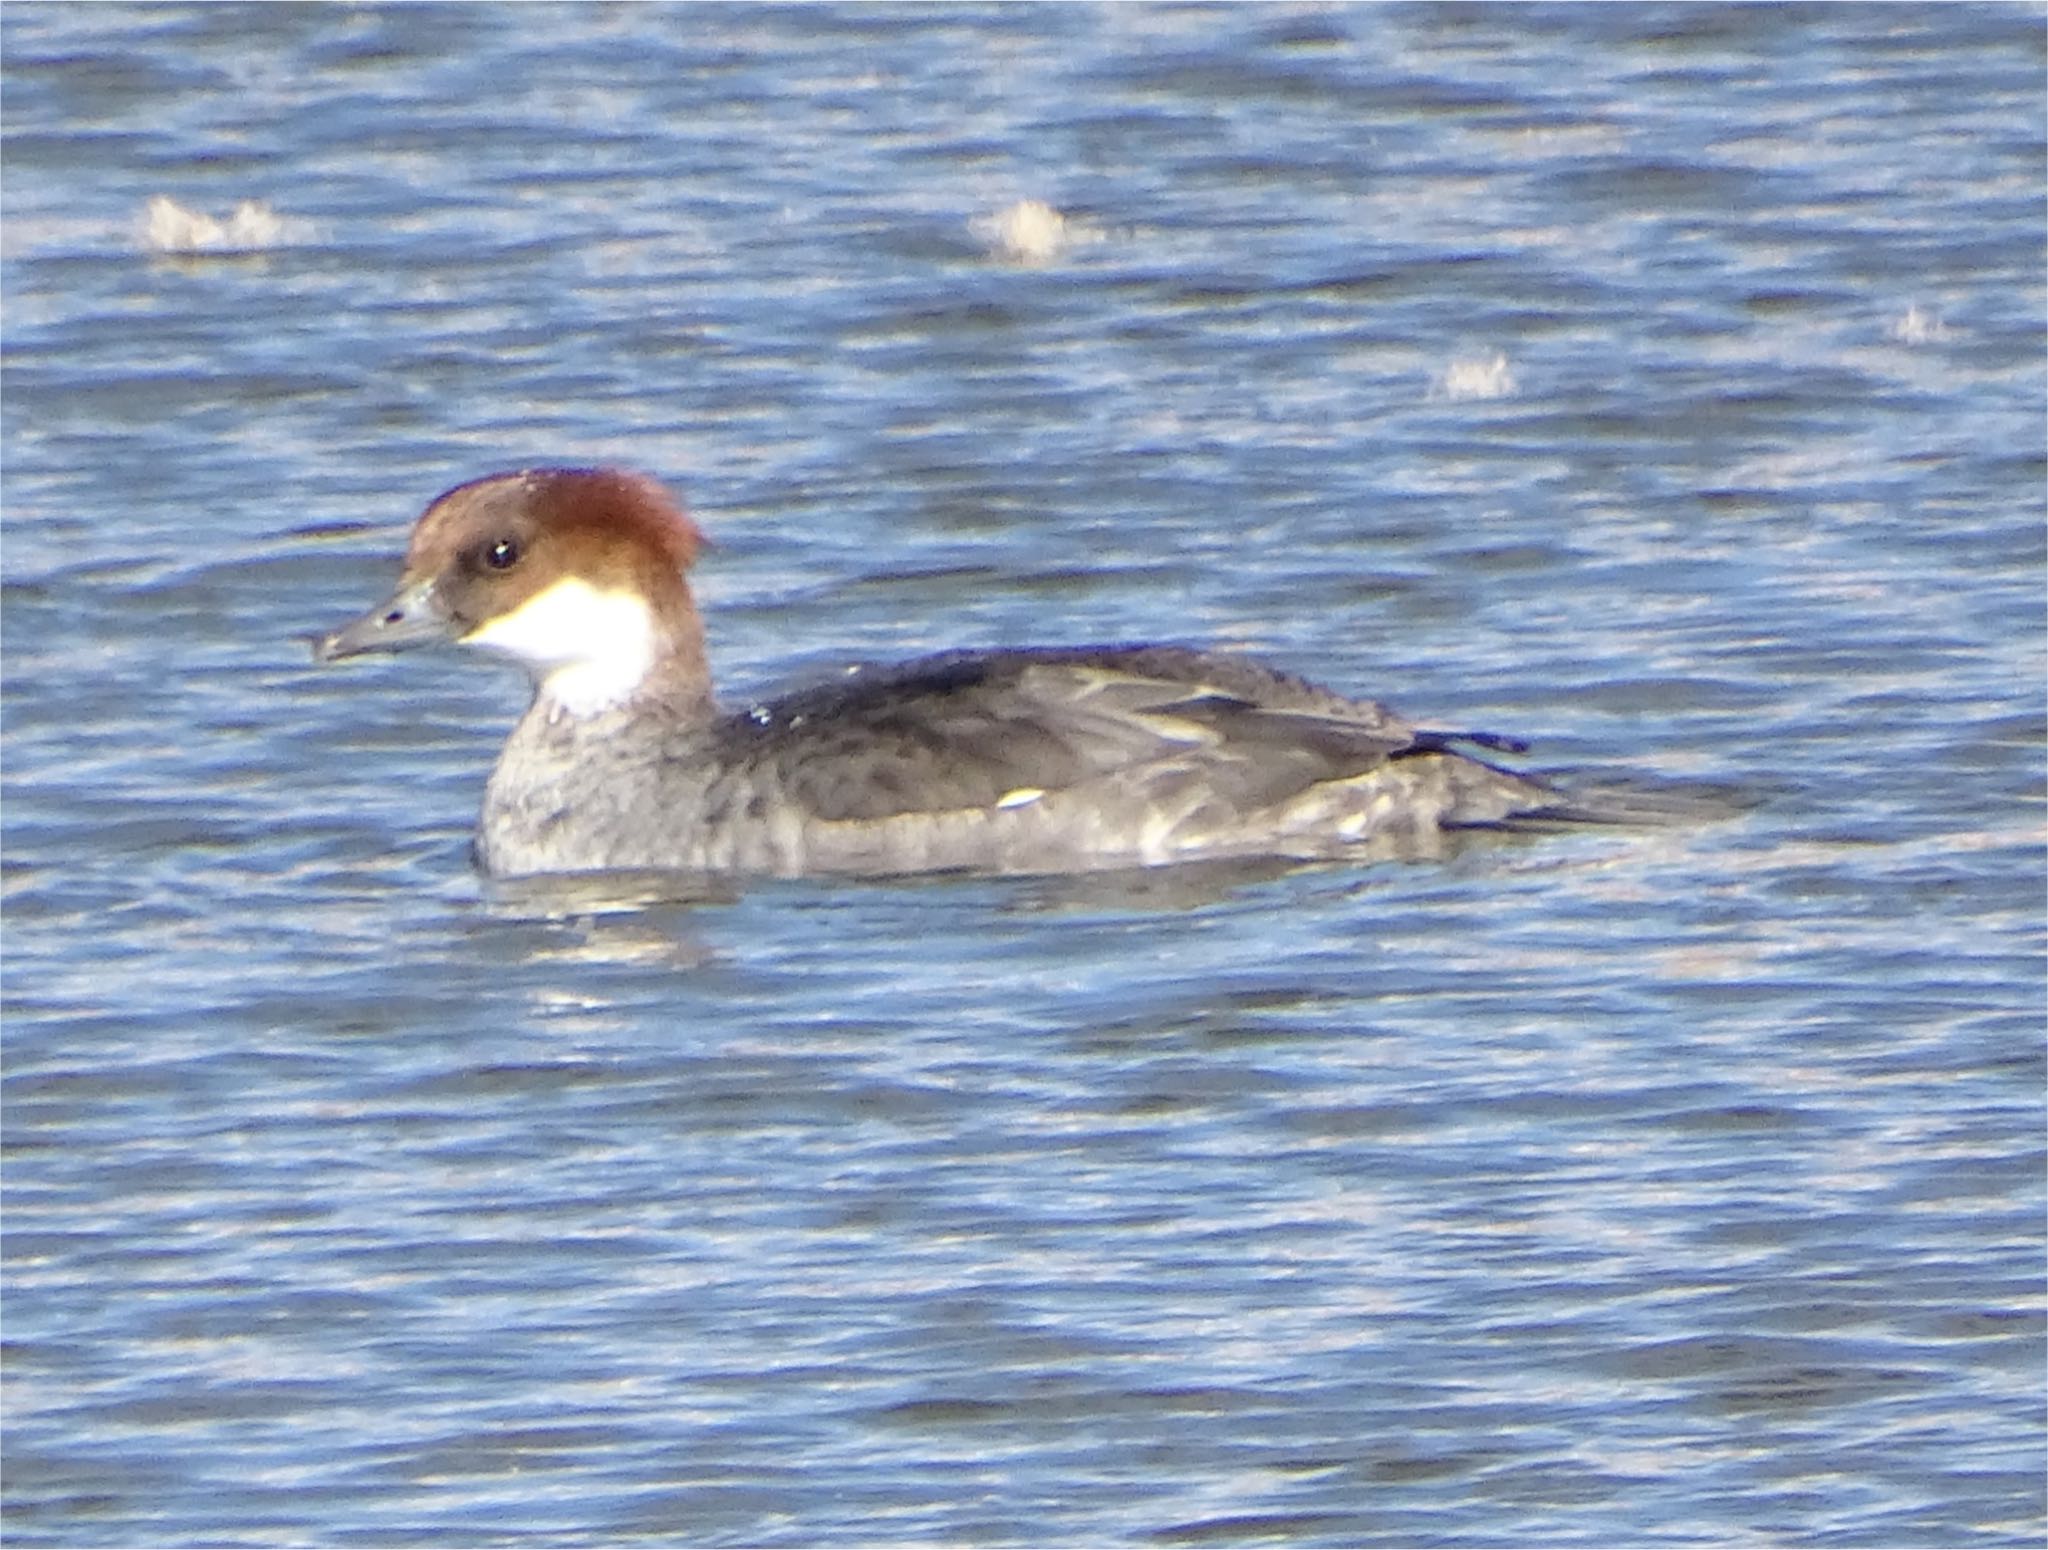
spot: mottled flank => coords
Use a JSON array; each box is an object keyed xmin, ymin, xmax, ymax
[{"xmin": 471, "ymin": 642, "xmax": 1570, "ymax": 877}]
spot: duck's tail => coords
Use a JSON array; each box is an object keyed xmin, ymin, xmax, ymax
[{"xmin": 1409, "ymin": 730, "xmax": 1751, "ymax": 832}]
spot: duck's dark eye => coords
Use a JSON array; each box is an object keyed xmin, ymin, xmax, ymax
[{"xmin": 483, "ymin": 537, "xmax": 521, "ymax": 572}]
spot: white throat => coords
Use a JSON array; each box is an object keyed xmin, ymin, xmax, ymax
[{"xmin": 463, "ymin": 576, "xmax": 658, "ymax": 717}]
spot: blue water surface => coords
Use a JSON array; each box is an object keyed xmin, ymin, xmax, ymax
[{"xmin": 3, "ymin": 4, "xmax": 2043, "ymax": 1545}]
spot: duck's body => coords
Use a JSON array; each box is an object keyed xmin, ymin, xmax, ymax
[
  {"xmin": 474, "ymin": 643, "xmax": 1556, "ymax": 876},
  {"xmin": 315, "ymin": 468, "xmax": 1581, "ymax": 879}
]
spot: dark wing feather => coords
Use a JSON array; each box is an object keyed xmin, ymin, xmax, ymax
[{"xmin": 711, "ymin": 646, "xmax": 1435, "ymax": 823}]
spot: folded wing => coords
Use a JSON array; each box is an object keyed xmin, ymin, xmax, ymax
[{"xmin": 720, "ymin": 646, "xmax": 1448, "ymax": 824}]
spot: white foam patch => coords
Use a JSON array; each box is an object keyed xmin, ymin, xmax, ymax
[
  {"xmin": 969, "ymin": 199, "xmax": 1103, "ymax": 265},
  {"xmin": 1888, "ymin": 303, "xmax": 1950, "ymax": 344},
  {"xmin": 1430, "ymin": 352, "xmax": 1517, "ymax": 402},
  {"xmin": 139, "ymin": 195, "xmax": 304, "ymax": 254},
  {"xmin": 464, "ymin": 576, "xmax": 656, "ymax": 716}
]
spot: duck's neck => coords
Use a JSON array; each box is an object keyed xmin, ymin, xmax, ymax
[
  {"xmin": 475, "ymin": 580, "xmax": 713, "ymax": 725},
  {"xmin": 482, "ymin": 630, "xmax": 716, "ymax": 876}
]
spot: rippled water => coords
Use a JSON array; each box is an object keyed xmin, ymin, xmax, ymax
[{"xmin": 4, "ymin": 4, "xmax": 2043, "ymax": 1545}]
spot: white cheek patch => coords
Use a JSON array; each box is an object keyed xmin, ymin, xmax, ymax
[{"xmin": 463, "ymin": 576, "xmax": 656, "ymax": 716}]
